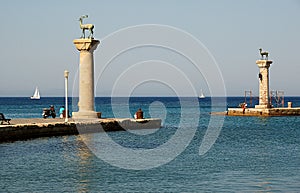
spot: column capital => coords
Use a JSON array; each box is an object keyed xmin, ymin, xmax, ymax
[
  {"xmin": 256, "ymin": 60, "xmax": 273, "ymax": 68},
  {"xmin": 73, "ymin": 38, "xmax": 100, "ymax": 52}
]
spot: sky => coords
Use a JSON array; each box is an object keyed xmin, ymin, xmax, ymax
[{"xmin": 0, "ymin": 0, "xmax": 299, "ymax": 97}]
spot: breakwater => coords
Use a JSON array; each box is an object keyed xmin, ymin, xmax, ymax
[
  {"xmin": 227, "ymin": 107, "xmax": 300, "ymax": 116},
  {"xmin": 0, "ymin": 118, "xmax": 161, "ymax": 143}
]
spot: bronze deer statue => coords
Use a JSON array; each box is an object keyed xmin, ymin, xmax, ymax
[
  {"xmin": 79, "ymin": 15, "xmax": 94, "ymax": 39},
  {"xmin": 259, "ymin": 48, "xmax": 269, "ymax": 60}
]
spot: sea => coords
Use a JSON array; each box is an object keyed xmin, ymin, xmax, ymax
[{"xmin": 0, "ymin": 97, "xmax": 300, "ymax": 192}]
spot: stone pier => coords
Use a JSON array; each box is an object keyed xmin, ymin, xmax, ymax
[
  {"xmin": 0, "ymin": 118, "xmax": 162, "ymax": 143},
  {"xmin": 72, "ymin": 38, "xmax": 100, "ymax": 119},
  {"xmin": 227, "ymin": 107, "xmax": 300, "ymax": 116},
  {"xmin": 226, "ymin": 50, "xmax": 300, "ymax": 116}
]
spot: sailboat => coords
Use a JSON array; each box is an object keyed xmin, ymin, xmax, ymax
[
  {"xmin": 30, "ymin": 87, "xmax": 40, "ymax": 100},
  {"xmin": 199, "ymin": 89, "xmax": 205, "ymax": 99}
]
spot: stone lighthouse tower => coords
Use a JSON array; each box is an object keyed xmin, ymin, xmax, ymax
[
  {"xmin": 255, "ymin": 48, "xmax": 273, "ymax": 109},
  {"xmin": 72, "ymin": 15, "xmax": 100, "ymax": 119}
]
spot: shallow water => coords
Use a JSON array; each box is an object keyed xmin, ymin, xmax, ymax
[{"xmin": 0, "ymin": 97, "xmax": 299, "ymax": 192}]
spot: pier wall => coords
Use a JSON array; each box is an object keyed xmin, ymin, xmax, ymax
[
  {"xmin": 227, "ymin": 107, "xmax": 300, "ymax": 116},
  {"xmin": 0, "ymin": 118, "xmax": 161, "ymax": 143}
]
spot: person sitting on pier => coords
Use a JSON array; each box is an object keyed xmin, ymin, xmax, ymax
[
  {"xmin": 50, "ymin": 105, "xmax": 55, "ymax": 114},
  {"xmin": 59, "ymin": 106, "xmax": 65, "ymax": 118},
  {"xmin": 134, "ymin": 108, "xmax": 144, "ymax": 119}
]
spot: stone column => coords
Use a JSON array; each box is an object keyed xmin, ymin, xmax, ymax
[
  {"xmin": 255, "ymin": 60, "xmax": 273, "ymax": 109},
  {"xmin": 72, "ymin": 38, "xmax": 100, "ymax": 118}
]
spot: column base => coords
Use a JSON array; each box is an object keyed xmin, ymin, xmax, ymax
[
  {"xmin": 72, "ymin": 111, "xmax": 100, "ymax": 119},
  {"xmin": 255, "ymin": 105, "xmax": 271, "ymax": 109}
]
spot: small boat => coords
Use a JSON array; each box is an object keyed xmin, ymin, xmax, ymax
[
  {"xmin": 199, "ymin": 89, "xmax": 205, "ymax": 99},
  {"xmin": 30, "ymin": 87, "xmax": 40, "ymax": 100}
]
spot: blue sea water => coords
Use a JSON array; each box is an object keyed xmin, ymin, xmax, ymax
[{"xmin": 0, "ymin": 97, "xmax": 300, "ymax": 192}]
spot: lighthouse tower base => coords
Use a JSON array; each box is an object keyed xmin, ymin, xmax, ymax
[
  {"xmin": 255, "ymin": 104, "xmax": 270, "ymax": 109},
  {"xmin": 72, "ymin": 111, "xmax": 100, "ymax": 119}
]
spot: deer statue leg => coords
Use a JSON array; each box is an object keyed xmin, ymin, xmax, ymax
[
  {"xmin": 89, "ymin": 29, "xmax": 94, "ymax": 38},
  {"xmin": 87, "ymin": 28, "xmax": 91, "ymax": 38},
  {"xmin": 82, "ymin": 29, "xmax": 86, "ymax": 38},
  {"xmin": 87, "ymin": 29, "xmax": 91, "ymax": 38}
]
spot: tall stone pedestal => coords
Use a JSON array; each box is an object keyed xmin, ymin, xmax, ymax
[
  {"xmin": 72, "ymin": 38, "xmax": 100, "ymax": 119},
  {"xmin": 255, "ymin": 60, "xmax": 273, "ymax": 109}
]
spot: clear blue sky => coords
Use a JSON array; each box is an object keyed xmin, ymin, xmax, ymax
[{"xmin": 0, "ymin": 0, "xmax": 299, "ymax": 97}]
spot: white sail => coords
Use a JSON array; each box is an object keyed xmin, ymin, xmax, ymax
[
  {"xmin": 30, "ymin": 87, "xmax": 40, "ymax": 100},
  {"xmin": 199, "ymin": 89, "xmax": 205, "ymax": 99}
]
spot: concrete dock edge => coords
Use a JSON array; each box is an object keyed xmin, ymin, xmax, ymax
[{"xmin": 0, "ymin": 118, "xmax": 161, "ymax": 143}]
